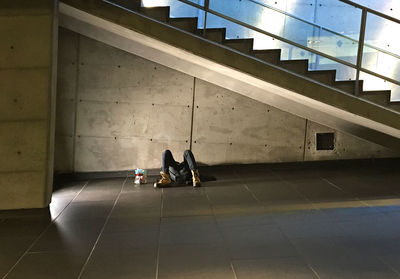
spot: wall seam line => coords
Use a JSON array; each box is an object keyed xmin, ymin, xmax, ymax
[
  {"xmin": 303, "ymin": 119, "xmax": 309, "ymax": 161},
  {"xmin": 72, "ymin": 34, "xmax": 81, "ymax": 173},
  {"xmin": 189, "ymin": 77, "xmax": 196, "ymax": 151}
]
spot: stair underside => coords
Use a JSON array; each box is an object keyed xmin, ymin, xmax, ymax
[{"xmin": 59, "ymin": 0, "xmax": 400, "ymax": 151}]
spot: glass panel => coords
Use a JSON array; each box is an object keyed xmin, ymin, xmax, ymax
[
  {"xmin": 206, "ymin": 12, "xmax": 356, "ymax": 81},
  {"xmin": 349, "ymin": 0, "xmax": 400, "ymax": 20},
  {"xmin": 360, "ymin": 71, "xmax": 400, "ymax": 101},
  {"xmin": 365, "ymin": 13, "xmax": 400, "ymax": 57},
  {"xmin": 208, "ymin": 0, "xmax": 359, "ymax": 65},
  {"xmin": 252, "ymin": 0, "xmax": 361, "ymax": 40},
  {"xmin": 315, "ymin": 0, "xmax": 361, "ymax": 39},
  {"xmin": 362, "ymin": 45, "xmax": 400, "ymax": 82},
  {"xmin": 141, "ymin": 0, "xmax": 204, "ymax": 18}
]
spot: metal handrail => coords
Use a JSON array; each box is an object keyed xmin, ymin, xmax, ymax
[
  {"xmin": 106, "ymin": 0, "xmax": 400, "ymax": 87},
  {"xmin": 247, "ymin": 0, "xmax": 360, "ymax": 44},
  {"xmin": 174, "ymin": 0, "xmax": 400, "ymax": 87},
  {"xmin": 247, "ymin": 0, "xmax": 400, "ymax": 61},
  {"xmin": 339, "ymin": 0, "xmax": 400, "ymax": 25},
  {"xmin": 177, "ymin": 0, "xmax": 356, "ymax": 69}
]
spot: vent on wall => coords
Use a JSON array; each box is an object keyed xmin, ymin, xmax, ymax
[{"xmin": 316, "ymin": 133, "xmax": 335, "ymax": 150}]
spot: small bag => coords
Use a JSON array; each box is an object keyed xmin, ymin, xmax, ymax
[{"xmin": 169, "ymin": 164, "xmax": 190, "ymax": 184}]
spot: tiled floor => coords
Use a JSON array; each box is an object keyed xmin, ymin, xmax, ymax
[{"xmin": 1, "ymin": 160, "xmax": 400, "ymax": 279}]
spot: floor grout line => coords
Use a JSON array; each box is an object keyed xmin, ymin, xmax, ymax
[
  {"xmin": 230, "ymin": 261, "xmax": 239, "ymax": 279},
  {"xmin": 243, "ymin": 183, "xmax": 261, "ymax": 203},
  {"xmin": 2, "ymin": 181, "xmax": 89, "ymax": 279},
  {"xmin": 277, "ymin": 226, "xmax": 321, "ymax": 279},
  {"xmin": 320, "ymin": 177, "xmax": 345, "ymax": 191},
  {"xmin": 320, "ymin": 177, "xmax": 370, "ymax": 207},
  {"xmin": 155, "ymin": 187, "xmax": 164, "ymax": 279},
  {"xmin": 204, "ymin": 189, "xmax": 238, "ymax": 279},
  {"xmin": 77, "ymin": 177, "xmax": 127, "ymax": 279},
  {"xmin": 378, "ymin": 256, "xmax": 400, "ymax": 277}
]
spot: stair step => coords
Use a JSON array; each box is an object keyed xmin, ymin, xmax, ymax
[
  {"xmin": 389, "ymin": 101, "xmax": 400, "ymax": 112},
  {"xmin": 307, "ymin": 70, "xmax": 336, "ymax": 85},
  {"xmin": 252, "ymin": 49, "xmax": 281, "ymax": 65},
  {"xmin": 196, "ymin": 28, "xmax": 227, "ymax": 44},
  {"xmin": 334, "ymin": 80, "xmax": 357, "ymax": 94},
  {"xmin": 361, "ymin": 90, "xmax": 391, "ymax": 106},
  {"xmin": 111, "ymin": 0, "xmax": 141, "ymax": 11},
  {"xmin": 169, "ymin": 17, "xmax": 198, "ymax": 33},
  {"xmin": 279, "ymin": 59, "xmax": 308, "ymax": 75},
  {"xmin": 223, "ymin": 38, "xmax": 254, "ymax": 54},
  {"xmin": 140, "ymin": 6, "xmax": 170, "ymax": 22}
]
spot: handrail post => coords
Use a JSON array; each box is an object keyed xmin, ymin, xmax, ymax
[
  {"xmin": 355, "ymin": 8, "xmax": 367, "ymax": 96},
  {"xmin": 203, "ymin": 0, "xmax": 210, "ymax": 36}
]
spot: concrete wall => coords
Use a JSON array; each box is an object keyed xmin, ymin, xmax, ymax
[
  {"xmin": 55, "ymin": 28, "xmax": 396, "ymax": 173},
  {"xmin": 0, "ymin": 0, "xmax": 57, "ymax": 209}
]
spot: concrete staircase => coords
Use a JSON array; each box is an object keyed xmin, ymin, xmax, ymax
[
  {"xmin": 138, "ymin": 2, "xmax": 400, "ymax": 106},
  {"xmin": 59, "ymin": 0, "xmax": 400, "ymax": 150}
]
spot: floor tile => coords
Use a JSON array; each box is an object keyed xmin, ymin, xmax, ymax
[
  {"xmin": 162, "ymin": 188, "xmax": 212, "ymax": 217},
  {"xmin": 160, "ymin": 216, "xmax": 222, "ymax": 246},
  {"xmin": 5, "ymin": 251, "xmax": 87, "ymax": 279},
  {"xmin": 0, "ymin": 216, "xmax": 50, "ymax": 239},
  {"xmin": 103, "ymin": 216, "xmax": 160, "ymax": 234},
  {"xmin": 95, "ymin": 230, "xmax": 159, "ymax": 250},
  {"xmin": 30, "ymin": 218, "xmax": 105, "ymax": 252},
  {"xmin": 311, "ymin": 258, "xmax": 400, "ymax": 279},
  {"xmin": 72, "ymin": 178, "xmax": 124, "ymax": 203},
  {"xmin": 246, "ymin": 181, "xmax": 307, "ymax": 204},
  {"xmin": 56, "ymin": 200, "xmax": 114, "ymax": 222},
  {"xmin": 0, "ymin": 236, "xmax": 37, "ymax": 278},
  {"xmin": 233, "ymin": 257, "xmax": 319, "ymax": 279},
  {"xmin": 158, "ymin": 245, "xmax": 234, "ymax": 279},
  {"xmin": 205, "ymin": 186, "xmax": 258, "ymax": 205},
  {"xmin": 215, "ymin": 212, "xmax": 276, "ymax": 228},
  {"xmin": 220, "ymin": 224, "xmax": 298, "ymax": 260},
  {"xmin": 80, "ymin": 248, "xmax": 157, "ymax": 279}
]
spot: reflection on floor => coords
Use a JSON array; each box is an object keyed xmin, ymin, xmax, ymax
[{"xmin": 1, "ymin": 160, "xmax": 400, "ymax": 279}]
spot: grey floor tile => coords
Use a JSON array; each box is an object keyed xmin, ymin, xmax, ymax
[
  {"xmin": 95, "ymin": 230, "xmax": 159, "ymax": 250},
  {"xmin": 56, "ymin": 200, "xmax": 114, "ymax": 222},
  {"xmin": 0, "ymin": 217, "xmax": 50, "ymax": 238},
  {"xmin": 220, "ymin": 224, "xmax": 298, "ymax": 260},
  {"xmin": 72, "ymin": 178, "xmax": 124, "ymax": 203},
  {"xmin": 279, "ymin": 220, "xmax": 344, "ymax": 240},
  {"xmin": 311, "ymin": 259, "xmax": 400, "ymax": 279},
  {"xmin": 30, "ymin": 218, "xmax": 105, "ymax": 252},
  {"xmin": 233, "ymin": 257, "xmax": 319, "ymax": 279},
  {"xmin": 289, "ymin": 236, "xmax": 367, "ymax": 266},
  {"xmin": 80, "ymin": 248, "xmax": 157, "ymax": 279},
  {"xmin": 162, "ymin": 188, "xmax": 212, "ymax": 217},
  {"xmin": 111, "ymin": 191, "xmax": 161, "ymax": 218},
  {"xmin": 0, "ymin": 208, "xmax": 51, "ymax": 219},
  {"xmin": 0, "ymin": 236, "xmax": 37, "ymax": 278},
  {"xmin": 246, "ymin": 181, "xmax": 307, "ymax": 204},
  {"xmin": 5, "ymin": 251, "xmax": 87, "ymax": 279},
  {"xmin": 158, "ymin": 245, "xmax": 235, "ymax": 279},
  {"xmin": 52, "ymin": 181, "xmax": 87, "ymax": 199},
  {"xmin": 49, "ymin": 196, "xmax": 75, "ymax": 220},
  {"xmin": 288, "ymin": 178, "xmax": 355, "ymax": 202},
  {"xmin": 215, "ymin": 212, "xmax": 276, "ymax": 228},
  {"xmin": 80, "ymin": 232, "xmax": 159, "ymax": 279},
  {"xmin": 160, "ymin": 216, "xmax": 222, "ymax": 246},
  {"xmin": 206, "ymin": 185, "xmax": 258, "ymax": 205},
  {"xmin": 103, "ymin": 216, "xmax": 160, "ymax": 234}
]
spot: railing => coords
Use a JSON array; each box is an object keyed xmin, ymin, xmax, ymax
[{"xmin": 111, "ymin": 0, "xmax": 400, "ymax": 100}]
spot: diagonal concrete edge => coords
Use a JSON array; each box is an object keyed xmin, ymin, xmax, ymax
[{"xmin": 59, "ymin": 1, "xmax": 400, "ymax": 151}]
